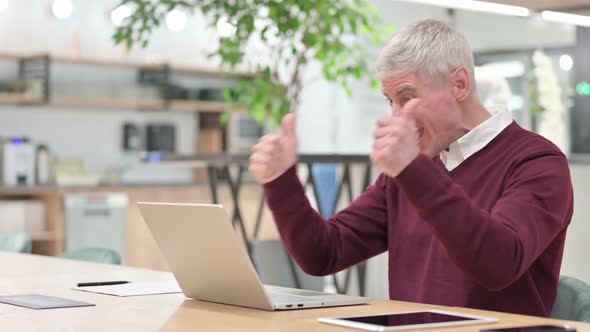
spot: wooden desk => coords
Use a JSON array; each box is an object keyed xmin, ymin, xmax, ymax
[{"xmin": 1, "ymin": 253, "xmax": 589, "ymax": 331}]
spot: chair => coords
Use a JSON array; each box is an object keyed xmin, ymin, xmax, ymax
[
  {"xmin": 59, "ymin": 247, "xmax": 122, "ymax": 265},
  {"xmin": 551, "ymin": 275, "xmax": 590, "ymax": 322},
  {"xmin": 0, "ymin": 233, "xmax": 32, "ymax": 253},
  {"xmin": 251, "ymin": 240, "xmax": 325, "ymax": 292}
]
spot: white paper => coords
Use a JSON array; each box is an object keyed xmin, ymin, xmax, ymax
[{"xmin": 73, "ymin": 279, "xmax": 182, "ymax": 297}]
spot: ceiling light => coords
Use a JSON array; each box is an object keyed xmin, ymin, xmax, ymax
[
  {"xmin": 52, "ymin": 0, "xmax": 73, "ymax": 20},
  {"xmin": 541, "ymin": 11, "xmax": 590, "ymax": 28},
  {"xmin": 559, "ymin": 54, "xmax": 573, "ymax": 72},
  {"xmin": 396, "ymin": 0, "xmax": 529, "ymax": 17},
  {"xmin": 166, "ymin": 9, "xmax": 187, "ymax": 32},
  {"xmin": 216, "ymin": 17, "xmax": 236, "ymax": 38},
  {"xmin": 111, "ymin": 4, "xmax": 132, "ymax": 27}
]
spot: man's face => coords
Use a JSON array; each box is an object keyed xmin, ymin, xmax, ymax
[{"xmin": 381, "ymin": 73, "xmax": 464, "ymax": 158}]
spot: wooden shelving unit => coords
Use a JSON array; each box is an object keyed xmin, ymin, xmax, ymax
[
  {"xmin": 0, "ymin": 52, "xmax": 251, "ymax": 113},
  {"xmin": 46, "ymin": 97, "xmax": 231, "ymax": 112},
  {"xmin": 1, "ymin": 52, "xmax": 251, "ymax": 76},
  {"xmin": 0, "ymin": 189, "xmax": 64, "ymax": 256},
  {"xmin": 0, "ymin": 93, "xmax": 233, "ymax": 113},
  {"xmin": 0, "ymin": 53, "xmax": 47, "ymax": 61},
  {"xmin": 51, "ymin": 96, "xmax": 166, "ymax": 110},
  {"xmin": 169, "ymin": 100, "xmax": 228, "ymax": 113},
  {"xmin": 51, "ymin": 55, "xmax": 254, "ymax": 78},
  {"xmin": 172, "ymin": 64, "xmax": 253, "ymax": 79},
  {"xmin": 0, "ymin": 92, "xmax": 44, "ymax": 104},
  {"xmin": 51, "ymin": 55, "xmax": 165, "ymax": 71}
]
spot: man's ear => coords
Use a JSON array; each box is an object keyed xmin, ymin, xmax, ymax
[{"xmin": 450, "ymin": 67, "xmax": 471, "ymax": 102}]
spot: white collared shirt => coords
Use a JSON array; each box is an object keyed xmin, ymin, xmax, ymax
[{"xmin": 439, "ymin": 105, "xmax": 513, "ymax": 171}]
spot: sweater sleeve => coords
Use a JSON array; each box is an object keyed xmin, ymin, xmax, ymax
[
  {"xmin": 263, "ymin": 166, "xmax": 389, "ymax": 276},
  {"xmin": 396, "ymin": 153, "xmax": 573, "ymax": 291}
]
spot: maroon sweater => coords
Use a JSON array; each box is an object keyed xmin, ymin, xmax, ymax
[{"xmin": 264, "ymin": 122, "xmax": 573, "ymax": 317}]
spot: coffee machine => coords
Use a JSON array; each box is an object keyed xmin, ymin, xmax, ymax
[{"xmin": 1, "ymin": 137, "xmax": 36, "ymax": 186}]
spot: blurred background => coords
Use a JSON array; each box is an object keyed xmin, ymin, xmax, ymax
[{"xmin": 0, "ymin": 0, "xmax": 588, "ymax": 299}]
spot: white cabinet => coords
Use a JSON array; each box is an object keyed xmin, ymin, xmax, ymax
[{"xmin": 64, "ymin": 193, "xmax": 128, "ymax": 262}]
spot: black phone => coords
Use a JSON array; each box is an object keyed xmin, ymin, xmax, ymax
[{"xmin": 481, "ymin": 325, "xmax": 576, "ymax": 332}]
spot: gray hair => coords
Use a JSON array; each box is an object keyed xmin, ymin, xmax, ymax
[{"xmin": 376, "ymin": 19, "xmax": 476, "ymax": 89}]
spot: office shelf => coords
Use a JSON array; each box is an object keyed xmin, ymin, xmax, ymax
[
  {"xmin": 172, "ymin": 64, "xmax": 253, "ymax": 79},
  {"xmin": 0, "ymin": 92, "xmax": 44, "ymax": 104},
  {"xmin": 0, "ymin": 53, "xmax": 47, "ymax": 61},
  {"xmin": 53, "ymin": 55, "xmax": 253, "ymax": 78},
  {"xmin": 48, "ymin": 97, "xmax": 233, "ymax": 112},
  {"xmin": 169, "ymin": 100, "xmax": 229, "ymax": 112},
  {"xmin": 0, "ymin": 52, "xmax": 250, "ymax": 113},
  {"xmin": 0, "ymin": 93, "xmax": 235, "ymax": 113},
  {"xmin": 52, "ymin": 55, "xmax": 164, "ymax": 71},
  {"xmin": 51, "ymin": 96, "xmax": 166, "ymax": 110},
  {"xmin": 1, "ymin": 52, "xmax": 251, "ymax": 78}
]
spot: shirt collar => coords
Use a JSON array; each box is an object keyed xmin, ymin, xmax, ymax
[{"xmin": 439, "ymin": 105, "xmax": 513, "ymax": 171}]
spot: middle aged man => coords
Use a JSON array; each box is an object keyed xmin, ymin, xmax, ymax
[{"xmin": 248, "ymin": 19, "xmax": 573, "ymax": 317}]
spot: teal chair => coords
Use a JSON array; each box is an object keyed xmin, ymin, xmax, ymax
[
  {"xmin": 551, "ymin": 276, "xmax": 590, "ymax": 322},
  {"xmin": 60, "ymin": 247, "xmax": 122, "ymax": 265},
  {"xmin": 0, "ymin": 233, "xmax": 32, "ymax": 253}
]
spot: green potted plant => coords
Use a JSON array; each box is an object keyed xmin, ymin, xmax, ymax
[{"xmin": 113, "ymin": 0, "xmax": 391, "ymax": 127}]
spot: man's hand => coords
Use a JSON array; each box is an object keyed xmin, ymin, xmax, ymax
[
  {"xmin": 371, "ymin": 99, "xmax": 421, "ymax": 178},
  {"xmin": 249, "ymin": 113, "xmax": 298, "ymax": 184}
]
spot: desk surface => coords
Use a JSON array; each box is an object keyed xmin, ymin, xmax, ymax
[{"xmin": 1, "ymin": 253, "xmax": 589, "ymax": 332}]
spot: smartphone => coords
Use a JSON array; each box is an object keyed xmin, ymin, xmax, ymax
[{"xmin": 481, "ymin": 325, "xmax": 576, "ymax": 332}]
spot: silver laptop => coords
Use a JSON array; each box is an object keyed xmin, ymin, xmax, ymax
[{"xmin": 138, "ymin": 202, "xmax": 369, "ymax": 311}]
